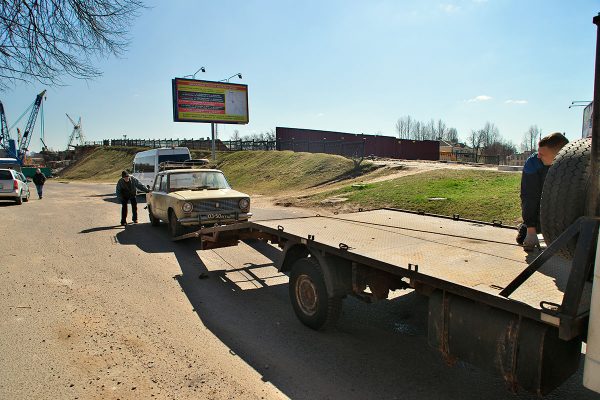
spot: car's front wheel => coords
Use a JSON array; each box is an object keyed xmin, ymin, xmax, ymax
[
  {"xmin": 168, "ymin": 210, "xmax": 185, "ymax": 238},
  {"xmin": 148, "ymin": 205, "xmax": 160, "ymax": 227}
]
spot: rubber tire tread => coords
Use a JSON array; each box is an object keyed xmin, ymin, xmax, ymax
[
  {"xmin": 15, "ymin": 193, "xmax": 22, "ymax": 205},
  {"xmin": 168, "ymin": 210, "xmax": 186, "ymax": 237},
  {"xmin": 148, "ymin": 205, "xmax": 160, "ymax": 227},
  {"xmin": 289, "ymin": 257, "xmax": 342, "ymax": 331},
  {"xmin": 540, "ymin": 138, "xmax": 593, "ymax": 258}
]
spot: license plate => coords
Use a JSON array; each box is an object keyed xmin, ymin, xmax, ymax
[{"xmin": 206, "ymin": 213, "xmax": 231, "ymax": 219}]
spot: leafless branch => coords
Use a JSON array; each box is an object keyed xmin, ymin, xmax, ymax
[{"xmin": 0, "ymin": 0, "xmax": 145, "ymax": 90}]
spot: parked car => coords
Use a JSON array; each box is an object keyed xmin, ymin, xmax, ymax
[
  {"xmin": 0, "ymin": 168, "xmax": 30, "ymax": 204},
  {"xmin": 146, "ymin": 168, "xmax": 251, "ymax": 237}
]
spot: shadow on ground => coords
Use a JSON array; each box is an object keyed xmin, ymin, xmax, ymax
[{"xmin": 110, "ymin": 223, "xmax": 595, "ymax": 400}]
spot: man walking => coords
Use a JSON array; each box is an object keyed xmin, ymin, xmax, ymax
[
  {"xmin": 32, "ymin": 168, "xmax": 46, "ymax": 199},
  {"xmin": 116, "ymin": 171, "xmax": 148, "ymax": 226},
  {"xmin": 517, "ymin": 132, "xmax": 569, "ymax": 251}
]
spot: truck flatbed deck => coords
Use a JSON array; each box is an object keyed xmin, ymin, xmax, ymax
[
  {"xmin": 179, "ymin": 208, "xmax": 596, "ymax": 394},
  {"xmin": 186, "ymin": 208, "xmax": 591, "ymax": 329}
]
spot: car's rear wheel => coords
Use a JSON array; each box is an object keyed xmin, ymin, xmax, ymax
[
  {"xmin": 23, "ymin": 190, "xmax": 29, "ymax": 202},
  {"xmin": 168, "ymin": 210, "xmax": 185, "ymax": 237},
  {"xmin": 15, "ymin": 192, "xmax": 22, "ymax": 205}
]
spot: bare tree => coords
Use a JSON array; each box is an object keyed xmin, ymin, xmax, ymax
[
  {"xmin": 468, "ymin": 129, "xmax": 484, "ymax": 162},
  {"xmin": 395, "ymin": 115, "xmax": 457, "ymax": 142},
  {"xmin": 445, "ymin": 127, "xmax": 458, "ymax": 143},
  {"xmin": 480, "ymin": 121, "xmax": 499, "ymax": 148},
  {"xmin": 412, "ymin": 121, "xmax": 422, "ymax": 140},
  {"xmin": 231, "ymin": 129, "xmax": 240, "ymax": 141},
  {"xmin": 0, "ymin": 0, "xmax": 145, "ymax": 89},
  {"xmin": 436, "ymin": 119, "xmax": 447, "ymax": 140},
  {"xmin": 395, "ymin": 115, "xmax": 413, "ymax": 139},
  {"xmin": 521, "ymin": 125, "xmax": 542, "ymax": 153},
  {"xmin": 423, "ymin": 119, "xmax": 435, "ymax": 140}
]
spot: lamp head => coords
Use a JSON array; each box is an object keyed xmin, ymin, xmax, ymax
[
  {"xmin": 201, "ymin": 67, "xmax": 206, "ymax": 73},
  {"xmin": 237, "ymin": 73, "xmax": 242, "ymax": 79}
]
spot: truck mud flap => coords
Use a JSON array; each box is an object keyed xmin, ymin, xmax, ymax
[{"xmin": 428, "ymin": 290, "xmax": 582, "ymax": 395}]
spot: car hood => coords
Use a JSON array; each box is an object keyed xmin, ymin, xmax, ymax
[{"xmin": 169, "ymin": 188, "xmax": 249, "ymax": 201}]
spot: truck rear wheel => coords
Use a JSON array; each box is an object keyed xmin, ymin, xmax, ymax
[
  {"xmin": 289, "ymin": 257, "xmax": 342, "ymax": 330},
  {"xmin": 540, "ymin": 138, "xmax": 594, "ymax": 258}
]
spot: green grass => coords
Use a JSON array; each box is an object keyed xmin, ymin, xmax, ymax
[
  {"xmin": 59, "ymin": 148, "xmax": 375, "ymax": 194},
  {"xmin": 59, "ymin": 147, "xmax": 144, "ymax": 181},
  {"xmin": 214, "ymin": 150, "xmax": 375, "ymax": 194},
  {"xmin": 310, "ymin": 169, "xmax": 522, "ymax": 225}
]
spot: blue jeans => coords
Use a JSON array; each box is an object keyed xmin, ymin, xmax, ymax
[{"xmin": 35, "ymin": 184, "xmax": 43, "ymax": 198}]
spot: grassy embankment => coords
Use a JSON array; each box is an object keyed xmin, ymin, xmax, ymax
[
  {"xmin": 58, "ymin": 147, "xmax": 144, "ymax": 181},
  {"xmin": 58, "ymin": 148, "xmax": 373, "ymax": 194},
  {"xmin": 307, "ymin": 169, "xmax": 522, "ymax": 225},
  {"xmin": 214, "ymin": 150, "xmax": 374, "ymax": 194}
]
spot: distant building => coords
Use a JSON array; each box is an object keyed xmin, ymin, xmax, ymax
[
  {"xmin": 276, "ymin": 127, "xmax": 439, "ymax": 160},
  {"xmin": 506, "ymin": 151, "xmax": 535, "ymax": 166}
]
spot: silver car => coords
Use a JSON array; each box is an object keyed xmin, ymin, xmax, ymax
[{"xmin": 0, "ymin": 169, "xmax": 30, "ymax": 204}]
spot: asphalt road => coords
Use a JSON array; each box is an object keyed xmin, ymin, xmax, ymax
[{"xmin": 0, "ymin": 181, "xmax": 598, "ymax": 400}]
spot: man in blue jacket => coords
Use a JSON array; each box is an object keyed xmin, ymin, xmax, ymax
[
  {"xmin": 518, "ymin": 132, "xmax": 569, "ymax": 251},
  {"xmin": 116, "ymin": 171, "xmax": 149, "ymax": 226}
]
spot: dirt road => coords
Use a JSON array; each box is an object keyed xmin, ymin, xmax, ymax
[{"xmin": 0, "ymin": 182, "xmax": 597, "ymax": 399}]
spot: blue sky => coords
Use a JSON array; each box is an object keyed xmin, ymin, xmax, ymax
[{"xmin": 2, "ymin": 0, "xmax": 599, "ymax": 151}]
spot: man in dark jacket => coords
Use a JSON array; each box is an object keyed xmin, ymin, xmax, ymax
[
  {"xmin": 32, "ymin": 168, "xmax": 46, "ymax": 199},
  {"xmin": 116, "ymin": 171, "xmax": 148, "ymax": 226},
  {"xmin": 518, "ymin": 132, "xmax": 569, "ymax": 251}
]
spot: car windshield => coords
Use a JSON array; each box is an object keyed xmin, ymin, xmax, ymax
[{"xmin": 169, "ymin": 171, "xmax": 231, "ymax": 191}]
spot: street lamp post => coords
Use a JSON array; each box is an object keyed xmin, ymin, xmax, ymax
[
  {"xmin": 212, "ymin": 73, "xmax": 243, "ymax": 161},
  {"xmin": 182, "ymin": 66, "xmax": 208, "ymax": 158}
]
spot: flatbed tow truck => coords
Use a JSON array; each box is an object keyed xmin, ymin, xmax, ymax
[{"xmin": 167, "ymin": 15, "xmax": 600, "ymax": 395}]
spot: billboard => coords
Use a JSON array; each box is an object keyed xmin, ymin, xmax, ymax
[
  {"xmin": 172, "ymin": 78, "xmax": 249, "ymax": 124},
  {"xmin": 583, "ymin": 101, "xmax": 593, "ymax": 138}
]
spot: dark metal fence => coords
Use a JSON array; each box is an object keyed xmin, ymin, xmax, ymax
[
  {"xmin": 82, "ymin": 138, "xmax": 364, "ymax": 158},
  {"xmin": 277, "ymin": 139, "xmax": 365, "ymax": 158}
]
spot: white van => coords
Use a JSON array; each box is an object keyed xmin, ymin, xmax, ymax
[{"xmin": 132, "ymin": 147, "xmax": 191, "ymax": 188}]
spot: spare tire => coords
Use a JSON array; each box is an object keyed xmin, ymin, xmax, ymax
[{"xmin": 540, "ymin": 138, "xmax": 594, "ymax": 258}]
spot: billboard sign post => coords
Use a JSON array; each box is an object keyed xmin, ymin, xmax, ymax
[
  {"xmin": 172, "ymin": 78, "xmax": 249, "ymax": 161},
  {"xmin": 583, "ymin": 101, "xmax": 593, "ymax": 138}
]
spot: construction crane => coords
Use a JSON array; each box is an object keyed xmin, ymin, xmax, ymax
[
  {"xmin": 17, "ymin": 90, "xmax": 46, "ymax": 163},
  {"xmin": 66, "ymin": 114, "xmax": 85, "ymax": 149},
  {"xmin": 0, "ymin": 101, "xmax": 9, "ymax": 155},
  {"xmin": 0, "ymin": 90, "xmax": 47, "ymax": 164}
]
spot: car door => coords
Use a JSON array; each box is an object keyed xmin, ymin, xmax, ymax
[
  {"xmin": 18, "ymin": 173, "xmax": 29, "ymax": 197},
  {"xmin": 152, "ymin": 174, "xmax": 168, "ymax": 220}
]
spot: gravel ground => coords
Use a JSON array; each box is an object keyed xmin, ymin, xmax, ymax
[{"xmin": 0, "ymin": 181, "xmax": 598, "ymax": 400}]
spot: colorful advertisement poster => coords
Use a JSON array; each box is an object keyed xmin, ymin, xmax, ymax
[{"xmin": 172, "ymin": 78, "xmax": 249, "ymax": 124}]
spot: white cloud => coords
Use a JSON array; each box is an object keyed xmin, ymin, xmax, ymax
[
  {"xmin": 440, "ymin": 3, "xmax": 460, "ymax": 13},
  {"xmin": 472, "ymin": 0, "xmax": 488, "ymax": 3},
  {"xmin": 466, "ymin": 95, "xmax": 493, "ymax": 103},
  {"xmin": 505, "ymin": 99, "xmax": 528, "ymax": 104},
  {"xmin": 316, "ymin": 113, "xmax": 325, "ymax": 117}
]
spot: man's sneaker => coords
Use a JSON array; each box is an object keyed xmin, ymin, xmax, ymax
[
  {"xmin": 133, "ymin": 220, "xmax": 138, "ymax": 224},
  {"xmin": 120, "ymin": 221, "xmax": 127, "ymax": 226},
  {"xmin": 516, "ymin": 223, "xmax": 527, "ymax": 245}
]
